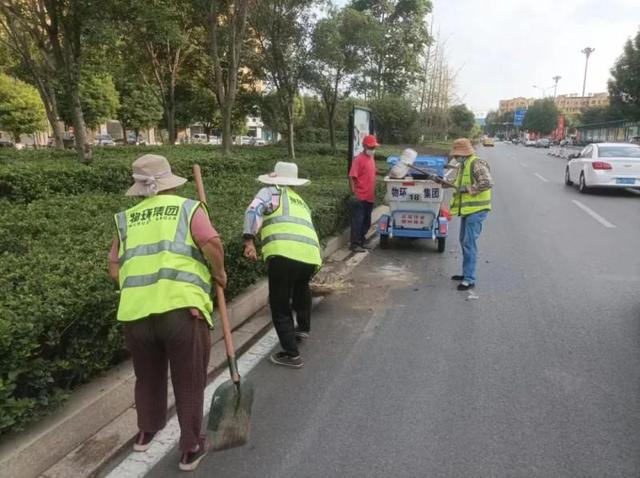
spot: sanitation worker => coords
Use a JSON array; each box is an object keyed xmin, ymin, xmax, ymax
[
  {"xmin": 349, "ymin": 134, "xmax": 385, "ymax": 252},
  {"xmin": 243, "ymin": 162, "xmax": 322, "ymax": 369},
  {"xmin": 108, "ymin": 154, "xmax": 226, "ymax": 472},
  {"xmin": 447, "ymin": 138, "xmax": 493, "ymax": 291}
]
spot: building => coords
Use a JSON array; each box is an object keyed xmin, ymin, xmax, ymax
[
  {"xmin": 498, "ymin": 97, "xmax": 536, "ymax": 115},
  {"xmin": 577, "ymin": 120, "xmax": 640, "ymax": 144},
  {"xmin": 498, "ymin": 93, "xmax": 609, "ymax": 115}
]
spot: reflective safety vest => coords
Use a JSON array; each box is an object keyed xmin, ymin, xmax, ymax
[
  {"xmin": 451, "ymin": 156, "xmax": 492, "ymax": 217},
  {"xmin": 114, "ymin": 195, "xmax": 214, "ymax": 326},
  {"xmin": 260, "ymin": 187, "xmax": 322, "ymax": 268}
]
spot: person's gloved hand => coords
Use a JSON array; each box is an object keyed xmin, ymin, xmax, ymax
[{"xmin": 457, "ymin": 185, "xmax": 468, "ymax": 193}]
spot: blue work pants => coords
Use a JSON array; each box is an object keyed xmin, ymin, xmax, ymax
[{"xmin": 458, "ymin": 210, "xmax": 488, "ymax": 284}]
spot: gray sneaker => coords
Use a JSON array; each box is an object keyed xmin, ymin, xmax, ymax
[{"xmin": 270, "ymin": 352, "xmax": 303, "ymax": 369}]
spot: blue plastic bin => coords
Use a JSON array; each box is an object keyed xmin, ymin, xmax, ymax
[{"xmin": 386, "ymin": 155, "xmax": 447, "ymax": 177}]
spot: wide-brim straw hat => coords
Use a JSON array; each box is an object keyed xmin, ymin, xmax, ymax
[
  {"xmin": 257, "ymin": 161, "xmax": 310, "ymax": 186},
  {"xmin": 450, "ymin": 138, "xmax": 475, "ymax": 157},
  {"xmin": 125, "ymin": 154, "xmax": 187, "ymax": 196}
]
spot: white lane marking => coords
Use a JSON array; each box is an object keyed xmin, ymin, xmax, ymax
[
  {"xmin": 571, "ymin": 200, "xmax": 616, "ymax": 229},
  {"xmin": 520, "ymin": 162, "xmax": 528, "ymax": 168},
  {"xmin": 534, "ymin": 173, "xmax": 549, "ymax": 183},
  {"xmin": 106, "ymin": 330, "xmax": 280, "ymax": 478}
]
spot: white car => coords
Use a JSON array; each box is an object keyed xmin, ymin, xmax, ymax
[
  {"xmin": 525, "ymin": 139, "xmax": 536, "ymax": 147},
  {"xmin": 565, "ymin": 142, "xmax": 640, "ymax": 193}
]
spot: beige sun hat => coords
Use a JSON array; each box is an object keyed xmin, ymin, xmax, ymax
[
  {"xmin": 450, "ymin": 138, "xmax": 475, "ymax": 157},
  {"xmin": 125, "ymin": 154, "xmax": 187, "ymax": 197},
  {"xmin": 257, "ymin": 161, "xmax": 310, "ymax": 186}
]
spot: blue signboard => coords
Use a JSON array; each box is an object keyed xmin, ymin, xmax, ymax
[{"xmin": 514, "ymin": 108, "xmax": 526, "ymax": 126}]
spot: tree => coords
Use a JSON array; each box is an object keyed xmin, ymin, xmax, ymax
[
  {"xmin": 307, "ymin": 7, "xmax": 367, "ymax": 153},
  {"xmin": 350, "ymin": 0, "xmax": 432, "ymax": 99},
  {"xmin": 116, "ymin": 0, "xmax": 201, "ymax": 145},
  {"xmin": 59, "ymin": 73, "xmax": 119, "ymax": 130},
  {"xmin": 448, "ymin": 104, "xmax": 475, "ymax": 138},
  {"xmin": 251, "ymin": 0, "xmax": 319, "ymax": 159},
  {"xmin": 207, "ymin": 0, "xmax": 251, "ymax": 155},
  {"xmin": 369, "ymin": 95, "xmax": 419, "ymax": 144},
  {"xmin": 608, "ymin": 28, "xmax": 640, "ymax": 121},
  {"xmin": 484, "ymin": 110, "xmax": 514, "ymax": 136},
  {"xmin": 522, "ymin": 98, "xmax": 558, "ymax": 135},
  {"xmin": 118, "ymin": 87, "xmax": 163, "ymax": 140},
  {"xmin": 0, "ymin": 73, "xmax": 47, "ymax": 142},
  {"xmin": 579, "ymin": 104, "xmax": 625, "ymax": 125}
]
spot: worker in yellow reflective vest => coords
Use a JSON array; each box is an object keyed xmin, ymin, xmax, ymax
[
  {"xmin": 447, "ymin": 138, "xmax": 493, "ymax": 291},
  {"xmin": 243, "ymin": 162, "xmax": 322, "ymax": 369},
  {"xmin": 107, "ymin": 154, "xmax": 226, "ymax": 472}
]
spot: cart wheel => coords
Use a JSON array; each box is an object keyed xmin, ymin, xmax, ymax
[
  {"xmin": 380, "ymin": 235, "xmax": 390, "ymax": 249},
  {"xmin": 437, "ymin": 237, "xmax": 446, "ymax": 253}
]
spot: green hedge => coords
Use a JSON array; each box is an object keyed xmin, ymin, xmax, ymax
[{"xmin": 0, "ymin": 145, "xmax": 356, "ymax": 435}]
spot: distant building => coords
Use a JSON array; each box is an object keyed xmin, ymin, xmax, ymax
[{"xmin": 498, "ymin": 93, "xmax": 609, "ymax": 115}]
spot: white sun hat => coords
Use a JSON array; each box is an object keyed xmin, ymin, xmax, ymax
[{"xmin": 257, "ymin": 161, "xmax": 310, "ymax": 186}]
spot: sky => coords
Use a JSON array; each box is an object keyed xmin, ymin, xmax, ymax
[{"xmin": 335, "ymin": 0, "xmax": 639, "ymax": 116}]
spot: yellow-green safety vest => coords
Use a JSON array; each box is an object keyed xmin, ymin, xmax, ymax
[
  {"xmin": 451, "ymin": 156, "xmax": 492, "ymax": 217},
  {"xmin": 260, "ymin": 187, "xmax": 322, "ymax": 268},
  {"xmin": 114, "ymin": 195, "xmax": 214, "ymax": 326}
]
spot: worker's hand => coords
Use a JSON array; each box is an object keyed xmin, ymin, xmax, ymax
[
  {"xmin": 243, "ymin": 240, "xmax": 259, "ymax": 261},
  {"xmin": 457, "ymin": 185, "xmax": 468, "ymax": 193},
  {"xmin": 214, "ymin": 270, "xmax": 228, "ymax": 289},
  {"xmin": 467, "ymin": 185, "xmax": 478, "ymax": 196}
]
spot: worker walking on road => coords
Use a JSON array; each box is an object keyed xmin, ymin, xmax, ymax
[
  {"xmin": 448, "ymin": 138, "xmax": 493, "ymax": 291},
  {"xmin": 243, "ymin": 162, "xmax": 322, "ymax": 369},
  {"xmin": 349, "ymin": 134, "xmax": 385, "ymax": 252},
  {"xmin": 108, "ymin": 154, "xmax": 226, "ymax": 472}
]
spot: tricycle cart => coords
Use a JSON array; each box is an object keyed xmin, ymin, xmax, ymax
[{"xmin": 377, "ymin": 155, "xmax": 449, "ymax": 252}]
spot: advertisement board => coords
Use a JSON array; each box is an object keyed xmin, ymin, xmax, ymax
[{"xmin": 348, "ymin": 107, "xmax": 375, "ymax": 174}]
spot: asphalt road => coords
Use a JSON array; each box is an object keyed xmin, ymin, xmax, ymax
[{"xmin": 144, "ymin": 143, "xmax": 640, "ymax": 477}]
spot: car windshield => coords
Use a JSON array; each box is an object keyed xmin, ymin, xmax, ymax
[{"xmin": 597, "ymin": 146, "xmax": 640, "ymax": 158}]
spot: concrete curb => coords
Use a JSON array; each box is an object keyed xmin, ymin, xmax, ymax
[{"xmin": 0, "ymin": 206, "xmax": 385, "ymax": 478}]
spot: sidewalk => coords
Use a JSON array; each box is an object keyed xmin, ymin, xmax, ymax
[{"xmin": 0, "ymin": 207, "xmax": 385, "ymax": 478}]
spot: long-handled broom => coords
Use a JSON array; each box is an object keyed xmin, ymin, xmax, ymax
[{"xmin": 193, "ymin": 164, "xmax": 254, "ymax": 451}]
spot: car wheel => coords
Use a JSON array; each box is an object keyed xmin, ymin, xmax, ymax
[
  {"xmin": 564, "ymin": 168, "xmax": 573, "ymax": 186},
  {"xmin": 578, "ymin": 172, "xmax": 589, "ymax": 194}
]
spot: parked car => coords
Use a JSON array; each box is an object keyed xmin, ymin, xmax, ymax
[
  {"xmin": 525, "ymin": 139, "xmax": 536, "ymax": 147},
  {"xmin": 192, "ymin": 133, "xmax": 208, "ymax": 143},
  {"xmin": 535, "ymin": 138, "xmax": 550, "ymax": 148},
  {"xmin": 207, "ymin": 136, "xmax": 221, "ymax": 145},
  {"xmin": 94, "ymin": 134, "xmax": 115, "ymax": 146},
  {"xmin": 565, "ymin": 142, "xmax": 640, "ymax": 193},
  {"xmin": 0, "ymin": 138, "xmax": 14, "ymax": 148},
  {"xmin": 482, "ymin": 137, "xmax": 495, "ymax": 147}
]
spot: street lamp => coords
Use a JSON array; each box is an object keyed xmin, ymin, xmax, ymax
[
  {"xmin": 552, "ymin": 75, "xmax": 562, "ymax": 98},
  {"xmin": 533, "ymin": 84, "xmax": 554, "ymax": 98},
  {"xmin": 581, "ymin": 47, "xmax": 595, "ymax": 98}
]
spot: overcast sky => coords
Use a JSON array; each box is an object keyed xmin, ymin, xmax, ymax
[{"xmin": 335, "ymin": 0, "xmax": 639, "ymax": 116}]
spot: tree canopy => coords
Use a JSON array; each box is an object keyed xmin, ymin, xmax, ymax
[
  {"xmin": 0, "ymin": 72, "xmax": 47, "ymax": 141},
  {"xmin": 608, "ymin": 27, "xmax": 640, "ymax": 121},
  {"xmin": 522, "ymin": 98, "xmax": 559, "ymax": 135}
]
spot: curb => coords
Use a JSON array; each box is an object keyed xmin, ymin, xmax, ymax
[{"xmin": 0, "ymin": 206, "xmax": 385, "ymax": 478}]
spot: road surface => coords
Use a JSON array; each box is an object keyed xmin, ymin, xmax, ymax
[{"xmin": 113, "ymin": 143, "xmax": 640, "ymax": 477}]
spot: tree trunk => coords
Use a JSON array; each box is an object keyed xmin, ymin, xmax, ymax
[
  {"xmin": 166, "ymin": 104, "xmax": 176, "ymax": 145},
  {"xmin": 222, "ymin": 103, "xmax": 233, "ymax": 156},
  {"xmin": 39, "ymin": 85, "xmax": 64, "ymax": 148},
  {"xmin": 120, "ymin": 121, "xmax": 128, "ymax": 146},
  {"xmin": 70, "ymin": 85, "xmax": 91, "ymax": 163},
  {"xmin": 286, "ymin": 100, "xmax": 295, "ymax": 160},
  {"xmin": 328, "ymin": 109, "xmax": 336, "ymax": 155}
]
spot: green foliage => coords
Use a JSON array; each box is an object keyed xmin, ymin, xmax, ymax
[
  {"xmin": 448, "ymin": 104, "xmax": 475, "ymax": 138},
  {"xmin": 579, "ymin": 104, "xmax": 626, "ymax": 126},
  {"xmin": 608, "ymin": 28, "xmax": 640, "ymax": 121},
  {"xmin": 349, "ymin": 0, "xmax": 432, "ymax": 98},
  {"xmin": 0, "ymin": 73, "xmax": 47, "ymax": 141},
  {"xmin": 368, "ymin": 96, "xmax": 420, "ymax": 144},
  {"xmin": 0, "ymin": 144, "xmax": 353, "ymax": 435},
  {"xmin": 58, "ymin": 73, "xmax": 120, "ymax": 129},
  {"xmin": 118, "ymin": 88, "xmax": 163, "ymax": 133},
  {"xmin": 522, "ymin": 98, "xmax": 559, "ymax": 135}
]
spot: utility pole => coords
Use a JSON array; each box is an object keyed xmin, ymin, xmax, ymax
[
  {"xmin": 552, "ymin": 75, "xmax": 561, "ymax": 97},
  {"xmin": 581, "ymin": 47, "xmax": 595, "ymax": 98}
]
